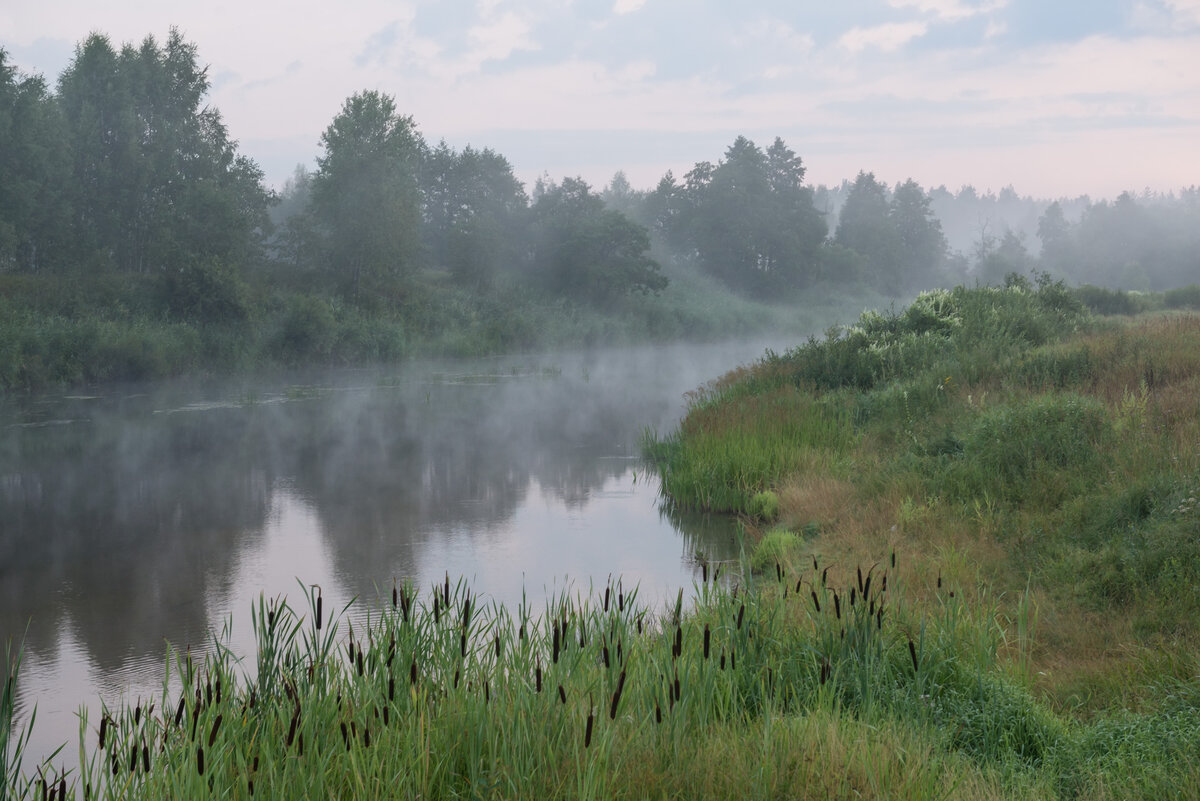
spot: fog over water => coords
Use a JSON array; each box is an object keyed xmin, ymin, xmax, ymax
[{"xmin": 0, "ymin": 338, "xmax": 786, "ymax": 767}]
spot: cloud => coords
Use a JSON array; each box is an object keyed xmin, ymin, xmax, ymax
[
  {"xmin": 839, "ymin": 21, "xmax": 929, "ymax": 52},
  {"xmin": 887, "ymin": 0, "xmax": 1007, "ymax": 21},
  {"xmin": 612, "ymin": 0, "xmax": 647, "ymax": 14}
]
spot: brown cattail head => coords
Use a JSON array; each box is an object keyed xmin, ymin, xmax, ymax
[
  {"xmin": 908, "ymin": 639, "xmax": 919, "ymax": 673},
  {"xmin": 585, "ymin": 706, "xmax": 594, "ymax": 749},
  {"xmin": 558, "ymin": 685, "xmax": 567, "ymax": 705},
  {"xmin": 610, "ymin": 669, "xmax": 626, "ymax": 719},
  {"xmin": 736, "ymin": 603, "xmax": 745, "ymax": 630},
  {"xmin": 196, "ymin": 746, "xmax": 204, "ymax": 776},
  {"xmin": 208, "ymin": 714, "xmax": 222, "ymax": 748},
  {"xmin": 316, "ymin": 589, "xmax": 323, "ymax": 631},
  {"xmin": 811, "ymin": 591, "xmax": 821, "ymax": 613},
  {"xmin": 703, "ymin": 624, "xmax": 711, "ymax": 659},
  {"xmin": 392, "ymin": 582, "xmax": 398, "ymax": 609},
  {"xmin": 834, "ymin": 592, "xmax": 841, "ymax": 620},
  {"xmin": 99, "ymin": 716, "xmax": 109, "ymax": 750},
  {"xmin": 536, "ymin": 660, "xmax": 542, "ymax": 693}
]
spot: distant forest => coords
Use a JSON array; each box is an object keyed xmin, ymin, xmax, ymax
[{"xmin": 2, "ymin": 29, "xmax": 1198, "ymax": 388}]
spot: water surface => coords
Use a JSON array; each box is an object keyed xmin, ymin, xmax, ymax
[{"xmin": 0, "ymin": 339, "xmax": 783, "ymax": 767}]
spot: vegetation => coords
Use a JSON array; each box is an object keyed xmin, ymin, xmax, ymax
[
  {"xmin": 5, "ymin": 282, "xmax": 1198, "ymax": 798},
  {"xmin": 4, "ymin": 31, "xmax": 1198, "ymax": 393},
  {"xmin": 641, "ymin": 281, "xmax": 1200, "ymax": 797}
]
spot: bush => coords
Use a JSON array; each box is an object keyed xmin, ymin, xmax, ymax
[{"xmin": 747, "ymin": 490, "xmax": 780, "ymax": 522}]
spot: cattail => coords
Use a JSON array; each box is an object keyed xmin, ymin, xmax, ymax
[
  {"xmin": 877, "ymin": 608, "xmax": 884, "ymax": 629},
  {"xmin": 834, "ymin": 592, "xmax": 841, "ymax": 620},
  {"xmin": 703, "ymin": 624, "xmax": 711, "ymax": 659},
  {"xmin": 392, "ymin": 582, "xmax": 398, "ymax": 608},
  {"xmin": 191, "ymin": 705, "xmax": 200, "ymax": 740},
  {"xmin": 603, "ymin": 644, "xmax": 610, "ymax": 669},
  {"xmin": 674, "ymin": 626, "xmax": 682, "ymax": 658},
  {"xmin": 795, "ymin": 578, "xmax": 803, "ymax": 594},
  {"xmin": 536, "ymin": 661, "xmax": 542, "ymax": 693},
  {"xmin": 850, "ymin": 587, "xmax": 856, "ymax": 607},
  {"xmin": 655, "ymin": 701, "xmax": 662, "ymax": 724},
  {"xmin": 130, "ymin": 743, "xmax": 137, "ymax": 773},
  {"xmin": 775, "ymin": 562, "xmax": 782, "ymax": 583},
  {"xmin": 720, "ymin": 649, "xmax": 726, "ymax": 670},
  {"xmin": 937, "ymin": 573, "xmax": 942, "ymax": 589},
  {"xmin": 618, "ymin": 587, "xmax": 625, "ymax": 612},
  {"xmin": 297, "ymin": 732, "xmax": 304, "ymax": 757},
  {"xmin": 610, "ymin": 669, "xmax": 626, "ymax": 719},
  {"xmin": 495, "ymin": 635, "xmax": 502, "ymax": 660},
  {"xmin": 558, "ymin": 685, "xmax": 567, "ymax": 705},
  {"xmin": 484, "ymin": 681, "xmax": 490, "ymax": 705},
  {"xmin": 206, "ymin": 678, "xmax": 212, "ymax": 706},
  {"xmin": 673, "ymin": 671, "xmax": 681, "ymax": 702},
  {"xmin": 57, "ymin": 777, "xmax": 65, "ymax": 801},
  {"xmin": 286, "ymin": 709, "xmax": 299, "ymax": 748},
  {"xmin": 340, "ymin": 722, "xmax": 348, "ymax": 749},
  {"xmin": 444, "ymin": 572, "xmax": 450, "ymax": 606},
  {"xmin": 135, "ymin": 703, "xmax": 142, "ymax": 725},
  {"xmin": 316, "ymin": 589, "xmax": 323, "ymax": 630},
  {"xmin": 813, "ymin": 555, "xmax": 818, "ymax": 571},
  {"xmin": 553, "ymin": 628, "xmax": 560, "ymax": 664},
  {"xmin": 383, "ymin": 705, "xmax": 390, "ymax": 727},
  {"xmin": 99, "ymin": 716, "xmax": 109, "ymax": 750},
  {"xmin": 110, "ymin": 755, "xmax": 118, "ymax": 777},
  {"xmin": 604, "ymin": 585, "xmax": 610, "ymax": 612},
  {"xmin": 410, "ymin": 659, "xmax": 417, "ymax": 685},
  {"xmin": 863, "ymin": 573, "xmax": 872, "ymax": 601},
  {"xmin": 208, "ymin": 714, "xmax": 222, "ymax": 748},
  {"xmin": 363, "ymin": 726, "xmax": 371, "ymax": 748},
  {"xmin": 882, "ymin": 574, "xmax": 888, "ymax": 593},
  {"xmin": 462, "ymin": 594, "xmax": 472, "ymax": 631},
  {"xmin": 891, "ymin": 550, "xmax": 896, "ymax": 569},
  {"xmin": 714, "ymin": 564, "xmax": 721, "ymax": 583},
  {"xmin": 174, "ymin": 695, "xmax": 186, "ymax": 727},
  {"xmin": 460, "ymin": 632, "xmax": 467, "ymax": 659},
  {"xmin": 908, "ymin": 640, "xmax": 919, "ymax": 673},
  {"xmin": 821, "ymin": 566, "xmax": 829, "ymax": 586},
  {"xmin": 454, "ymin": 669, "xmax": 460, "ymax": 689},
  {"xmin": 196, "ymin": 746, "xmax": 204, "ymax": 776},
  {"xmin": 702, "ymin": 561, "xmax": 708, "ymax": 583},
  {"xmin": 519, "ymin": 623, "xmax": 525, "ymax": 641},
  {"xmin": 357, "ymin": 650, "xmax": 364, "ymax": 677},
  {"xmin": 388, "ymin": 675, "xmax": 395, "ymax": 701},
  {"xmin": 811, "ymin": 591, "xmax": 821, "ymax": 613},
  {"xmin": 736, "ymin": 603, "xmax": 745, "ymax": 630},
  {"xmin": 215, "ymin": 678, "xmax": 221, "ymax": 705},
  {"xmin": 584, "ymin": 705, "xmax": 595, "ymax": 749},
  {"xmin": 857, "ymin": 566, "xmax": 864, "ymax": 594},
  {"xmin": 731, "ymin": 646, "xmax": 736, "ymax": 671},
  {"xmin": 433, "ymin": 597, "xmax": 440, "ymax": 625}
]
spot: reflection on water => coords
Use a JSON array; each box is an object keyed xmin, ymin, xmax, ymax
[{"xmin": 0, "ymin": 340, "xmax": 781, "ymax": 768}]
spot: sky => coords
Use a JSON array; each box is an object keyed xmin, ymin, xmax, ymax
[{"xmin": 3, "ymin": 0, "xmax": 1199, "ymax": 199}]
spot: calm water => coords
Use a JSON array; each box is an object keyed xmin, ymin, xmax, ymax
[{"xmin": 0, "ymin": 339, "xmax": 784, "ymax": 768}]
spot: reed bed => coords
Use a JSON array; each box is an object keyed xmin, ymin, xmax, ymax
[{"xmin": 4, "ymin": 549, "xmax": 1095, "ymax": 800}]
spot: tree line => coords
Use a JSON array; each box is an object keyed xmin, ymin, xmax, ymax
[{"xmin": 3, "ymin": 29, "xmax": 1198, "ymax": 331}]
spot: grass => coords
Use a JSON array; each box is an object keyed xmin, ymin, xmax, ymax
[{"xmin": 638, "ymin": 279, "xmax": 1200, "ymax": 798}]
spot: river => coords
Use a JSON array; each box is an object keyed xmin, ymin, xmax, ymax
[{"xmin": 0, "ymin": 338, "xmax": 785, "ymax": 771}]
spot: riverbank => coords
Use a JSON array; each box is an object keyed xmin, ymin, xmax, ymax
[
  {"xmin": 0, "ymin": 265, "xmax": 889, "ymax": 394},
  {"xmin": 643, "ymin": 278, "xmax": 1200, "ymax": 798}
]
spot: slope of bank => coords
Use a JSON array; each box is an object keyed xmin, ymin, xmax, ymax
[{"xmin": 644, "ymin": 277, "xmax": 1200, "ymax": 798}]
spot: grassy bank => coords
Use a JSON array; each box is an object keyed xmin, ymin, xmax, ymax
[
  {"xmin": 0, "ymin": 266, "xmax": 886, "ymax": 393},
  {"xmin": 642, "ymin": 277, "xmax": 1200, "ymax": 797}
]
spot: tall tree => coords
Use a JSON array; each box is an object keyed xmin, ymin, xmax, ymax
[
  {"xmin": 834, "ymin": 171, "xmax": 895, "ymax": 287},
  {"xmin": 310, "ymin": 90, "xmax": 424, "ymax": 299},
  {"xmin": 889, "ymin": 178, "xmax": 947, "ymax": 290},
  {"xmin": 421, "ymin": 142, "xmax": 527, "ymax": 287},
  {"xmin": 528, "ymin": 177, "xmax": 666, "ymax": 303},
  {"xmin": 56, "ymin": 30, "xmax": 268, "ymax": 274},
  {"xmin": 0, "ymin": 50, "xmax": 68, "ymax": 272}
]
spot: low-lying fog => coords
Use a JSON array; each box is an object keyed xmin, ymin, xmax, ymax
[{"xmin": 0, "ymin": 337, "xmax": 787, "ymax": 767}]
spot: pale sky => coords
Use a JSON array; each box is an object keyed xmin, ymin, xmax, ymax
[{"xmin": 3, "ymin": 0, "xmax": 1198, "ymax": 198}]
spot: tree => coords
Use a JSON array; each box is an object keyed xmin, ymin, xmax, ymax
[
  {"xmin": 673, "ymin": 136, "xmax": 825, "ymax": 294},
  {"xmin": 0, "ymin": 49, "xmax": 69, "ymax": 272},
  {"xmin": 528, "ymin": 177, "xmax": 666, "ymax": 302},
  {"xmin": 834, "ymin": 171, "xmax": 895, "ymax": 286},
  {"xmin": 421, "ymin": 142, "xmax": 527, "ymax": 287},
  {"xmin": 56, "ymin": 30, "xmax": 269, "ymax": 274},
  {"xmin": 889, "ymin": 178, "xmax": 947, "ymax": 290},
  {"xmin": 310, "ymin": 90, "xmax": 424, "ymax": 299}
]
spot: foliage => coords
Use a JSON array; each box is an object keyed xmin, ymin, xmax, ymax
[
  {"xmin": 310, "ymin": 90, "xmax": 424, "ymax": 300},
  {"xmin": 528, "ymin": 177, "xmax": 667, "ymax": 302}
]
